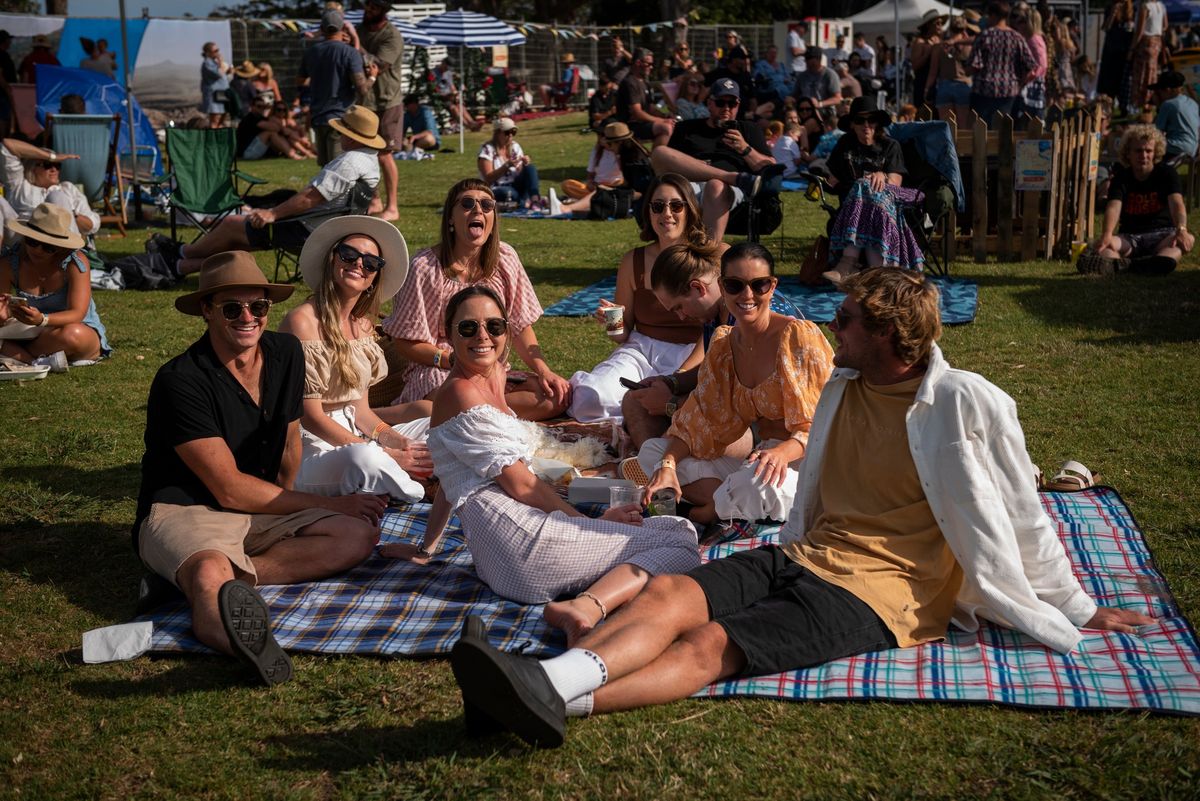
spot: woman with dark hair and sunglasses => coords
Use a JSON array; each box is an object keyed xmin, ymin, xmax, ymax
[
  {"xmin": 568, "ymin": 173, "xmax": 727, "ymax": 423},
  {"xmin": 0, "ymin": 203, "xmax": 110, "ymax": 370},
  {"xmin": 384, "ymin": 285, "xmax": 699, "ymax": 646},
  {"xmin": 381, "ymin": 178, "xmax": 570, "ymax": 420},
  {"xmin": 820, "ymin": 96, "xmax": 924, "ymax": 285},
  {"xmin": 638, "ymin": 242, "xmax": 832, "ymax": 532},
  {"xmin": 279, "ymin": 216, "xmax": 433, "ymax": 502}
]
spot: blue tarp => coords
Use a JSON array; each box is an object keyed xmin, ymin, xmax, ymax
[
  {"xmin": 35, "ymin": 66, "xmax": 161, "ymax": 175},
  {"xmin": 56, "ymin": 18, "xmax": 148, "ymax": 83}
]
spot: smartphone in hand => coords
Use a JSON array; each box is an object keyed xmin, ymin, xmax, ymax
[{"xmin": 619, "ymin": 377, "xmax": 641, "ymax": 390}]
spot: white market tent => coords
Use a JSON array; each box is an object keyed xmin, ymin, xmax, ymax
[{"xmin": 848, "ymin": 0, "xmax": 956, "ymax": 38}]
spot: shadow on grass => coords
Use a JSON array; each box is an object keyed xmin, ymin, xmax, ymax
[
  {"xmin": 522, "ymin": 264, "xmax": 613, "ymax": 288},
  {"xmin": 262, "ymin": 718, "xmax": 529, "ymax": 769},
  {"xmin": 0, "ymin": 520, "xmax": 142, "ymax": 621},
  {"xmin": 1012, "ymin": 269, "xmax": 1200, "ymax": 344},
  {"xmin": 1, "ymin": 462, "xmax": 141, "ymax": 505},
  {"xmin": 71, "ymin": 656, "xmax": 264, "ymax": 696}
]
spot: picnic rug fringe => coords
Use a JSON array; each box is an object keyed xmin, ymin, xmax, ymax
[
  {"xmin": 541, "ymin": 274, "xmax": 979, "ymax": 325},
  {"xmin": 136, "ymin": 487, "xmax": 1199, "ymax": 715}
]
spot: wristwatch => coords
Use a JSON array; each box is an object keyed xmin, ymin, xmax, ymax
[
  {"xmin": 664, "ymin": 395, "xmax": 681, "ymax": 418},
  {"xmin": 740, "ymin": 145, "xmax": 752, "ymax": 157}
]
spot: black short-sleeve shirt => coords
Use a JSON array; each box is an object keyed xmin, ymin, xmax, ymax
[
  {"xmin": 1108, "ymin": 162, "xmax": 1182, "ymax": 234},
  {"xmin": 828, "ymin": 135, "xmax": 906, "ymax": 195},
  {"xmin": 132, "ymin": 330, "xmax": 305, "ymax": 547},
  {"xmin": 667, "ymin": 118, "xmax": 771, "ymax": 173},
  {"xmin": 616, "ymin": 74, "xmax": 648, "ymax": 122}
]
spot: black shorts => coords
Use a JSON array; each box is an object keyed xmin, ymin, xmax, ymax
[
  {"xmin": 244, "ymin": 218, "xmax": 310, "ymax": 252},
  {"xmin": 1122, "ymin": 227, "xmax": 1175, "ymax": 258},
  {"xmin": 627, "ymin": 120, "xmax": 658, "ymax": 141},
  {"xmin": 689, "ymin": 545, "xmax": 897, "ymax": 677}
]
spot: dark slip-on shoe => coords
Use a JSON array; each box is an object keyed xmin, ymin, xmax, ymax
[
  {"xmin": 450, "ymin": 615, "xmax": 565, "ymax": 748},
  {"xmin": 217, "ymin": 580, "xmax": 293, "ymax": 687}
]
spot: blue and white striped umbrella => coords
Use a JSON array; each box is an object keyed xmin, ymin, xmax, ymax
[
  {"xmin": 415, "ymin": 10, "xmax": 526, "ymax": 47},
  {"xmin": 300, "ymin": 12, "xmax": 439, "ymax": 47}
]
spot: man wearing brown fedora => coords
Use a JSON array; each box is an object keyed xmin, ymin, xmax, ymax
[
  {"xmin": 174, "ymin": 105, "xmax": 385, "ymax": 276},
  {"xmin": 135, "ymin": 251, "xmax": 388, "ymax": 685}
]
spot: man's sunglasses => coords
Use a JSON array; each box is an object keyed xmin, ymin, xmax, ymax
[
  {"xmin": 459, "ymin": 196, "xmax": 497, "ymax": 213},
  {"xmin": 648, "ymin": 199, "xmax": 687, "ymax": 215},
  {"xmin": 335, "ymin": 243, "xmax": 385, "ymax": 273},
  {"xmin": 214, "ymin": 299, "xmax": 272, "ymax": 320},
  {"xmin": 712, "ymin": 98, "xmax": 739, "ymax": 108},
  {"xmin": 456, "ymin": 317, "xmax": 508, "ymax": 338},
  {"xmin": 721, "ymin": 276, "xmax": 774, "ymax": 295},
  {"xmin": 834, "ymin": 306, "xmax": 860, "ymax": 329}
]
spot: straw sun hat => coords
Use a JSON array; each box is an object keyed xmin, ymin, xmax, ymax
[
  {"xmin": 6, "ymin": 203, "xmax": 85, "ymax": 252},
  {"xmin": 174, "ymin": 251, "xmax": 294, "ymax": 316},
  {"xmin": 298, "ymin": 216, "xmax": 410, "ymax": 301},
  {"xmin": 328, "ymin": 105, "xmax": 387, "ymax": 149}
]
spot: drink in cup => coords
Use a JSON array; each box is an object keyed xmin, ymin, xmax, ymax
[
  {"xmin": 603, "ymin": 305, "xmax": 625, "ymax": 337},
  {"xmin": 610, "ymin": 484, "xmax": 643, "ymax": 508}
]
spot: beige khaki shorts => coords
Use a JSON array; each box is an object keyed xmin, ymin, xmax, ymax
[{"xmin": 138, "ymin": 503, "xmax": 341, "ymax": 588}]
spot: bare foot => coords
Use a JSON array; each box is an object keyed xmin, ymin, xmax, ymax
[
  {"xmin": 544, "ymin": 598, "xmax": 603, "ymax": 647},
  {"xmin": 367, "ymin": 198, "xmax": 384, "ymax": 215},
  {"xmin": 376, "ymin": 207, "xmax": 400, "ymax": 222}
]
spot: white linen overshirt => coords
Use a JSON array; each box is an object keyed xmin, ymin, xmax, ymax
[{"xmin": 780, "ymin": 343, "xmax": 1098, "ymax": 653}]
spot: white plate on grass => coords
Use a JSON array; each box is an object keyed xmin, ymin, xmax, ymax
[{"xmin": 0, "ymin": 364, "xmax": 50, "ymax": 381}]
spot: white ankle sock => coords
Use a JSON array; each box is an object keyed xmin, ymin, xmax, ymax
[
  {"xmin": 539, "ymin": 648, "xmax": 608, "ymax": 704},
  {"xmin": 564, "ymin": 692, "xmax": 594, "ymax": 718}
]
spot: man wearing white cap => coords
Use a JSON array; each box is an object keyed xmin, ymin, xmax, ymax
[
  {"xmin": 135, "ymin": 251, "xmax": 387, "ymax": 685},
  {"xmin": 175, "ymin": 105, "xmax": 385, "ymax": 275}
]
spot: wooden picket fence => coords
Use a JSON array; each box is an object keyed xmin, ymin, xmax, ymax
[{"xmin": 922, "ymin": 105, "xmax": 1101, "ymax": 263}]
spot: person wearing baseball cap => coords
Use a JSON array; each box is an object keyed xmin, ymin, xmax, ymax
[
  {"xmin": 134, "ymin": 250, "xmax": 388, "ymax": 686},
  {"xmin": 791, "ymin": 46, "xmax": 843, "ymax": 111},
  {"xmin": 300, "ymin": 7, "xmax": 369, "ymax": 166},
  {"xmin": 175, "ymin": 105, "xmax": 386, "ymax": 275},
  {"xmin": 703, "ymin": 44, "xmax": 757, "ymax": 120},
  {"xmin": 649, "ymin": 77, "xmax": 786, "ymax": 241},
  {"xmin": 1150, "ymin": 71, "xmax": 1199, "ymax": 162}
]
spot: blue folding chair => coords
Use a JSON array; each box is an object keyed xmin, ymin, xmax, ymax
[{"xmin": 44, "ymin": 112, "xmax": 127, "ymax": 235}]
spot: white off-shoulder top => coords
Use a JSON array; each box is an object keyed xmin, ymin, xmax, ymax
[{"xmin": 426, "ymin": 403, "xmax": 537, "ymax": 510}]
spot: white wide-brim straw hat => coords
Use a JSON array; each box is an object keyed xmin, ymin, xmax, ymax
[
  {"xmin": 7, "ymin": 203, "xmax": 85, "ymax": 251},
  {"xmin": 328, "ymin": 105, "xmax": 388, "ymax": 150},
  {"xmin": 298, "ymin": 216, "xmax": 410, "ymax": 301}
]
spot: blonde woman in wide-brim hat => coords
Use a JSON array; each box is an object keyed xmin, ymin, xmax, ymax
[
  {"xmin": 278, "ymin": 215, "xmax": 434, "ymax": 502},
  {"xmin": 0, "ymin": 203, "xmax": 110, "ymax": 370}
]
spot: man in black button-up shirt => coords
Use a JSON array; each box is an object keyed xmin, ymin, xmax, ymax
[{"xmin": 134, "ymin": 251, "xmax": 387, "ymax": 685}]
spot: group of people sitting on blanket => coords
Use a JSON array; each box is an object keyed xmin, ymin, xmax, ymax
[{"xmin": 129, "ymin": 160, "xmax": 1155, "ymax": 736}]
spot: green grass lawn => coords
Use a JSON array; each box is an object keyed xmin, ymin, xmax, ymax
[{"xmin": 2, "ymin": 113, "xmax": 1198, "ymax": 800}]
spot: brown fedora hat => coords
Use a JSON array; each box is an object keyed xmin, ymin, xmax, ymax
[
  {"xmin": 328, "ymin": 105, "xmax": 387, "ymax": 150},
  {"xmin": 175, "ymin": 251, "xmax": 294, "ymax": 316},
  {"xmin": 6, "ymin": 203, "xmax": 85, "ymax": 251}
]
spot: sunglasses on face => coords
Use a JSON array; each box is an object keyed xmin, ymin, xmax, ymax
[
  {"xmin": 712, "ymin": 98, "xmax": 739, "ymax": 108},
  {"xmin": 721, "ymin": 276, "xmax": 774, "ymax": 295},
  {"xmin": 458, "ymin": 196, "xmax": 497, "ymax": 213},
  {"xmin": 214, "ymin": 299, "xmax": 272, "ymax": 320},
  {"xmin": 834, "ymin": 306, "xmax": 859, "ymax": 329},
  {"xmin": 501, "ymin": 129, "xmax": 517, "ymax": 136},
  {"xmin": 24, "ymin": 238, "xmax": 58, "ymax": 251},
  {"xmin": 853, "ymin": 116, "xmax": 878, "ymax": 127},
  {"xmin": 649, "ymin": 198, "xmax": 687, "ymax": 215},
  {"xmin": 38, "ymin": 161, "xmax": 61, "ymax": 170},
  {"xmin": 335, "ymin": 243, "xmax": 385, "ymax": 273},
  {"xmin": 455, "ymin": 317, "xmax": 508, "ymax": 338}
]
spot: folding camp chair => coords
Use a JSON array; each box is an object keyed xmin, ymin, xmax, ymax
[
  {"xmin": 163, "ymin": 125, "xmax": 265, "ymax": 243},
  {"xmin": 272, "ymin": 178, "xmax": 377, "ymax": 282},
  {"xmin": 44, "ymin": 112, "xmax": 127, "ymax": 236}
]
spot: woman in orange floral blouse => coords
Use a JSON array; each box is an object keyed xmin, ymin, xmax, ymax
[{"xmin": 638, "ymin": 242, "xmax": 833, "ymax": 527}]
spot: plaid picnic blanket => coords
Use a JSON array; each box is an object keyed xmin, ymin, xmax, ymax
[
  {"xmin": 140, "ymin": 487, "xmax": 1200, "ymax": 715},
  {"xmin": 542, "ymin": 275, "xmax": 978, "ymax": 325}
]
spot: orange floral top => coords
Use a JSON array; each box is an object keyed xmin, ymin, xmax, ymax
[{"xmin": 667, "ymin": 319, "xmax": 834, "ymax": 460}]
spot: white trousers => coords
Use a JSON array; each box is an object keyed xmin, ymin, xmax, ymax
[
  {"xmin": 567, "ymin": 330, "xmax": 696, "ymax": 423},
  {"xmin": 638, "ymin": 436, "xmax": 801, "ymax": 522},
  {"xmin": 294, "ymin": 406, "xmax": 429, "ymax": 503}
]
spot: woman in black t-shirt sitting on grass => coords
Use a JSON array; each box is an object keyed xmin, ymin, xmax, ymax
[{"xmin": 1093, "ymin": 124, "xmax": 1193, "ymax": 275}]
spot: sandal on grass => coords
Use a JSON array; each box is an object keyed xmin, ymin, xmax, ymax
[
  {"xmin": 1044, "ymin": 460, "xmax": 1100, "ymax": 491},
  {"xmin": 218, "ymin": 579, "xmax": 292, "ymax": 687},
  {"xmin": 619, "ymin": 456, "xmax": 650, "ymax": 487}
]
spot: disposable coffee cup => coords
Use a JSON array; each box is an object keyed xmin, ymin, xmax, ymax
[
  {"xmin": 609, "ymin": 485, "xmax": 643, "ymax": 508},
  {"xmin": 603, "ymin": 305, "xmax": 625, "ymax": 337}
]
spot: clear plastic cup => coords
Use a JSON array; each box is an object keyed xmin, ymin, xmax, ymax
[{"xmin": 609, "ymin": 485, "xmax": 643, "ymax": 508}]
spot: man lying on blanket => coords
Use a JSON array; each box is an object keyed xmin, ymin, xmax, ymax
[
  {"xmin": 133, "ymin": 252, "xmax": 387, "ymax": 686},
  {"xmin": 451, "ymin": 267, "xmax": 1155, "ymax": 748}
]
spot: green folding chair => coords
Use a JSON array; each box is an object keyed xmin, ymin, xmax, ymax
[
  {"xmin": 164, "ymin": 126, "xmax": 265, "ymax": 243},
  {"xmin": 44, "ymin": 112, "xmax": 127, "ymax": 236}
]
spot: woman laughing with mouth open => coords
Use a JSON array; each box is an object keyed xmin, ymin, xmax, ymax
[{"xmin": 381, "ymin": 178, "xmax": 571, "ymax": 421}]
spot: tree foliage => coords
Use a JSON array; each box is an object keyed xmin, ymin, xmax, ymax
[
  {"xmin": 0, "ymin": 0, "xmax": 41, "ymax": 13},
  {"xmin": 210, "ymin": 0, "xmax": 325, "ymax": 19}
]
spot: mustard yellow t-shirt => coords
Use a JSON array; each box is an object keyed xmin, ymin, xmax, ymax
[{"xmin": 783, "ymin": 375, "xmax": 963, "ymax": 647}]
